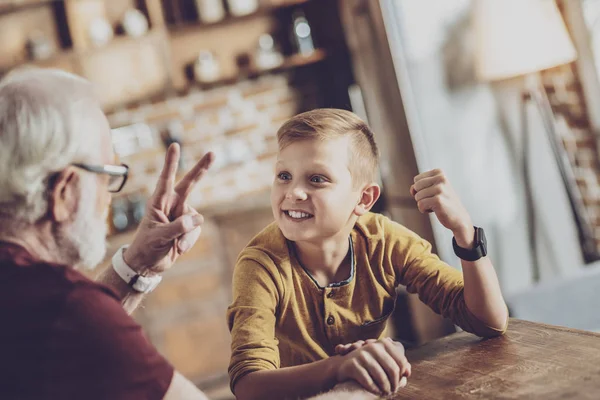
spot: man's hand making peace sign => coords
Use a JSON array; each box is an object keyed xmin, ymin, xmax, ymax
[{"xmin": 123, "ymin": 143, "xmax": 214, "ymax": 275}]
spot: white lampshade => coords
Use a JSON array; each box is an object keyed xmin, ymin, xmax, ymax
[{"xmin": 475, "ymin": 0, "xmax": 577, "ymax": 82}]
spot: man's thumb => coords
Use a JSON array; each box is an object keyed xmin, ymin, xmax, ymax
[{"xmin": 163, "ymin": 213, "xmax": 204, "ymax": 241}]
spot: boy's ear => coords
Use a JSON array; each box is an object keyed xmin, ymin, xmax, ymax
[{"xmin": 354, "ymin": 183, "xmax": 381, "ymax": 216}]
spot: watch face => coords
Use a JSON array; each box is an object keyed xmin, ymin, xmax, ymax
[
  {"xmin": 475, "ymin": 227, "xmax": 487, "ymax": 256},
  {"xmin": 475, "ymin": 227, "xmax": 486, "ymax": 246},
  {"xmin": 453, "ymin": 227, "xmax": 487, "ymax": 261}
]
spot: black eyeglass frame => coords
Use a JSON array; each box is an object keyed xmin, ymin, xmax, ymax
[{"xmin": 72, "ymin": 163, "xmax": 129, "ymax": 193}]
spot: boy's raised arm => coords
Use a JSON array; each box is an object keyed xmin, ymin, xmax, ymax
[
  {"xmin": 390, "ymin": 169, "xmax": 508, "ymax": 337},
  {"xmin": 408, "ymin": 169, "xmax": 508, "ymax": 332}
]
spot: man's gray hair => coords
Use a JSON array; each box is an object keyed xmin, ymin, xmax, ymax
[{"xmin": 0, "ymin": 67, "xmax": 103, "ymax": 223}]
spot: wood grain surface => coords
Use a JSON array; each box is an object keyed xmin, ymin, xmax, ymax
[{"xmin": 390, "ymin": 319, "xmax": 600, "ymax": 399}]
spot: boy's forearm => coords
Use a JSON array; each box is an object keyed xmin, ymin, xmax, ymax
[
  {"xmin": 234, "ymin": 356, "xmax": 342, "ymax": 400},
  {"xmin": 461, "ymin": 256, "xmax": 508, "ymax": 331},
  {"xmin": 454, "ymin": 226, "xmax": 508, "ymax": 332}
]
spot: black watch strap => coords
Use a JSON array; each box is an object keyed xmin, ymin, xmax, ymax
[{"xmin": 452, "ymin": 226, "xmax": 487, "ymax": 261}]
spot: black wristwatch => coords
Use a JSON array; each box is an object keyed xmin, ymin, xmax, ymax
[{"xmin": 452, "ymin": 226, "xmax": 487, "ymax": 261}]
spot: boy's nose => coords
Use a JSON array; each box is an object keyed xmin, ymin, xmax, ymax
[{"xmin": 286, "ymin": 187, "xmax": 307, "ymax": 201}]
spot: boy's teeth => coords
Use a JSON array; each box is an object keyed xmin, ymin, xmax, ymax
[{"xmin": 288, "ymin": 210, "xmax": 310, "ymax": 219}]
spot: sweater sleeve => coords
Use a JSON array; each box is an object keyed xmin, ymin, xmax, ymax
[
  {"xmin": 226, "ymin": 255, "xmax": 282, "ymax": 393},
  {"xmin": 384, "ymin": 218, "xmax": 506, "ymax": 337}
]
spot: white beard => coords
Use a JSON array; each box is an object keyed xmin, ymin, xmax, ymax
[{"xmin": 67, "ymin": 175, "xmax": 108, "ymax": 271}]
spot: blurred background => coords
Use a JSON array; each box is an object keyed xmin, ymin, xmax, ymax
[{"xmin": 2, "ymin": 0, "xmax": 600, "ymax": 398}]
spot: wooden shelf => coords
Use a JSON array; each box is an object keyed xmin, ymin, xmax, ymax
[
  {"xmin": 182, "ymin": 48, "xmax": 326, "ymax": 92},
  {"xmin": 168, "ymin": 0, "xmax": 310, "ymax": 36},
  {"xmin": 0, "ymin": 0, "xmax": 55, "ymax": 15},
  {"xmin": 0, "ymin": 29, "xmax": 165, "ymax": 77},
  {"xmin": 0, "ymin": 49, "xmax": 74, "ymax": 77}
]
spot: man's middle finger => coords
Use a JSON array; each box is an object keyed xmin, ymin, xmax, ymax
[{"xmin": 174, "ymin": 152, "xmax": 215, "ymax": 202}]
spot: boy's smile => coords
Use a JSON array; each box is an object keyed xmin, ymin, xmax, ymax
[
  {"xmin": 282, "ymin": 209, "xmax": 314, "ymax": 221},
  {"xmin": 271, "ymin": 136, "xmax": 362, "ymax": 243}
]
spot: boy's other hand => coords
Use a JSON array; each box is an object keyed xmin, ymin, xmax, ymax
[
  {"xmin": 410, "ymin": 169, "xmax": 474, "ymax": 246},
  {"xmin": 334, "ymin": 339, "xmax": 377, "ymax": 356},
  {"xmin": 335, "ymin": 337, "xmax": 411, "ymax": 396}
]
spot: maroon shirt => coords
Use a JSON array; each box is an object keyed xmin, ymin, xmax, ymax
[{"xmin": 0, "ymin": 242, "xmax": 174, "ymax": 400}]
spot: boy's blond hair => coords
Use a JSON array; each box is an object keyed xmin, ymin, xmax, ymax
[{"xmin": 276, "ymin": 109, "xmax": 379, "ymax": 187}]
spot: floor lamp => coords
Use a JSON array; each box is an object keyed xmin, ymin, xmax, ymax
[{"xmin": 474, "ymin": 0, "xmax": 597, "ymax": 281}]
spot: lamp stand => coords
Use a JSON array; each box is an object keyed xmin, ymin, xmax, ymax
[{"xmin": 522, "ymin": 73, "xmax": 598, "ymax": 282}]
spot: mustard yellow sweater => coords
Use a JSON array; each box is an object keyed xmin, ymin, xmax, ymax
[{"xmin": 227, "ymin": 212, "xmax": 506, "ymax": 390}]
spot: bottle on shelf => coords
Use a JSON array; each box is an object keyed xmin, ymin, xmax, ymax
[{"xmin": 291, "ymin": 10, "xmax": 315, "ymax": 55}]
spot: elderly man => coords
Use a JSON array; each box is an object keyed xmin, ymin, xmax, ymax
[{"xmin": 0, "ymin": 68, "xmax": 213, "ymax": 399}]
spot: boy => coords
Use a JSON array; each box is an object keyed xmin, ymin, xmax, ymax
[{"xmin": 227, "ymin": 109, "xmax": 508, "ymax": 399}]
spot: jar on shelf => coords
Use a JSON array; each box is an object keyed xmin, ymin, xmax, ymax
[
  {"xmin": 88, "ymin": 17, "xmax": 113, "ymax": 47},
  {"xmin": 26, "ymin": 31, "xmax": 55, "ymax": 61},
  {"xmin": 193, "ymin": 50, "xmax": 221, "ymax": 83},
  {"xmin": 122, "ymin": 9, "xmax": 149, "ymax": 38},
  {"xmin": 227, "ymin": 0, "xmax": 259, "ymax": 17},
  {"xmin": 195, "ymin": 0, "xmax": 226, "ymax": 23},
  {"xmin": 255, "ymin": 33, "xmax": 283, "ymax": 70}
]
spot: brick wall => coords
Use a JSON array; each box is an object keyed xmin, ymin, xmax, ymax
[
  {"xmin": 542, "ymin": 64, "xmax": 600, "ymax": 260},
  {"xmin": 103, "ymin": 72, "xmax": 316, "ymax": 387}
]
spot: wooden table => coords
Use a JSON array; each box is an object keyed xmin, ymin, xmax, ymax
[{"xmin": 390, "ymin": 319, "xmax": 600, "ymax": 399}]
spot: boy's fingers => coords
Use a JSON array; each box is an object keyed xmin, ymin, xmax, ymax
[
  {"xmin": 383, "ymin": 339, "xmax": 410, "ymax": 377},
  {"xmin": 353, "ymin": 366, "xmax": 381, "ymax": 396},
  {"xmin": 371, "ymin": 347, "xmax": 400, "ymax": 393},
  {"xmin": 410, "ymin": 185, "xmax": 417, "ymax": 197},
  {"xmin": 335, "ymin": 344, "xmax": 350, "ymax": 355},
  {"xmin": 336, "ymin": 340, "xmax": 371, "ymax": 355},
  {"xmin": 417, "ymin": 198, "xmax": 436, "ymax": 214},
  {"xmin": 414, "ymin": 185, "xmax": 443, "ymax": 202},
  {"xmin": 414, "ymin": 168, "xmax": 442, "ymax": 183},
  {"xmin": 348, "ymin": 340, "xmax": 367, "ymax": 352},
  {"xmin": 399, "ymin": 376, "xmax": 408, "ymax": 388},
  {"xmin": 404, "ymin": 360, "xmax": 412, "ymax": 378},
  {"xmin": 413, "ymin": 175, "xmax": 443, "ymax": 192},
  {"xmin": 362, "ymin": 352, "xmax": 391, "ymax": 395}
]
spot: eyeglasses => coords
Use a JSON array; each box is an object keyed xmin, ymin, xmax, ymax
[{"xmin": 72, "ymin": 163, "xmax": 129, "ymax": 193}]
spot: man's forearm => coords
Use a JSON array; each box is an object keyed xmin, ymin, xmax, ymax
[
  {"xmin": 96, "ymin": 266, "xmax": 145, "ymax": 315},
  {"xmin": 235, "ymin": 356, "xmax": 342, "ymax": 400}
]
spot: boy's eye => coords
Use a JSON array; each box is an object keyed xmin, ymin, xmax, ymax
[
  {"xmin": 277, "ymin": 172, "xmax": 291, "ymax": 181},
  {"xmin": 310, "ymin": 175, "xmax": 327, "ymax": 184}
]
